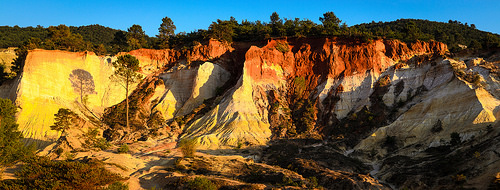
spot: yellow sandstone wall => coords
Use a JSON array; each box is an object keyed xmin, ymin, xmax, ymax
[{"xmin": 11, "ymin": 50, "xmax": 125, "ymax": 146}]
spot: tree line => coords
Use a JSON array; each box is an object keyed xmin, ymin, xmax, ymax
[
  {"xmin": 354, "ymin": 19, "xmax": 500, "ymax": 52},
  {"xmin": 1, "ymin": 12, "xmax": 499, "ymax": 55},
  {"xmin": 2, "ymin": 12, "xmax": 499, "ymax": 84}
]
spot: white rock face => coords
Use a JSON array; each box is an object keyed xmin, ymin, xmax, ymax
[
  {"xmin": 335, "ymin": 71, "xmax": 379, "ymax": 118},
  {"xmin": 153, "ymin": 66, "xmax": 197, "ymax": 120},
  {"xmin": 153, "ymin": 62, "xmax": 230, "ymax": 121},
  {"xmin": 180, "ymin": 61, "xmax": 285, "ymax": 149},
  {"xmin": 177, "ymin": 62, "xmax": 231, "ymax": 116},
  {"xmin": 355, "ymin": 58, "xmax": 500, "ymax": 157}
]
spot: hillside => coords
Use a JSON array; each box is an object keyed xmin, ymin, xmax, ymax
[
  {"xmin": 0, "ymin": 35, "xmax": 499, "ymax": 189},
  {"xmin": 354, "ymin": 19, "xmax": 500, "ymax": 52},
  {"xmin": 0, "ymin": 25, "xmax": 121, "ymax": 48},
  {"xmin": 1, "ymin": 18, "xmax": 499, "ymax": 55}
]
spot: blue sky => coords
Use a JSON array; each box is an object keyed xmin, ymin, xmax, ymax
[{"xmin": 1, "ymin": 0, "xmax": 499, "ymax": 36}]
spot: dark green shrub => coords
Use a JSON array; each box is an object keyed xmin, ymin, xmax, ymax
[
  {"xmin": 383, "ymin": 136, "xmax": 397, "ymax": 151},
  {"xmin": 174, "ymin": 116, "xmax": 185, "ymax": 126},
  {"xmin": 0, "ymin": 98, "xmax": 35, "ymax": 167},
  {"xmin": 291, "ymin": 99, "xmax": 316, "ymax": 134},
  {"xmin": 450, "ymin": 132, "xmax": 461, "ymax": 146},
  {"xmin": 186, "ymin": 177, "xmax": 217, "ymax": 190},
  {"xmin": 178, "ymin": 138, "xmax": 197, "ymax": 158},
  {"xmin": 95, "ymin": 138, "xmax": 111, "ymax": 150},
  {"xmin": 376, "ymin": 75, "xmax": 391, "ymax": 87},
  {"xmin": 270, "ymin": 102, "xmax": 280, "ymax": 114},
  {"xmin": 431, "ymin": 119, "xmax": 443, "ymax": 133},
  {"xmin": 104, "ymin": 181, "xmax": 129, "ymax": 190},
  {"xmin": 117, "ymin": 144, "xmax": 129, "ymax": 154},
  {"xmin": 84, "ymin": 128, "xmax": 111, "ymax": 150},
  {"xmin": 282, "ymin": 176, "xmax": 300, "ymax": 187},
  {"xmin": 453, "ymin": 174, "xmax": 467, "ymax": 184},
  {"xmin": 293, "ymin": 77, "xmax": 306, "ymax": 97},
  {"xmin": 307, "ymin": 176, "xmax": 319, "ymax": 188},
  {"xmin": 55, "ymin": 148, "xmax": 64, "ymax": 156},
  {"xmin": 276, "ymin": 41, "xmax": 290, "ymax": 53},
  {"xmin": 1, "ymin": 156, "xmax": 125, "ymax": 189}
]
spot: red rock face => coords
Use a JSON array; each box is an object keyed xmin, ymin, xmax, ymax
[
  {"xmin": 123, "ymin": 39, "xmax": 233, "ymax": 70},
  {"xmin": 384, "ymin": 39, "xmax": 448, "ymax": 60},
  {"xmin": 242, "ymin": 38, "xmax": 447, "ymax": 96},
  {"xmin": 127, "ymin": 48, "xmax": 180, "ymax": 65},
  {"xmin": 121, "ymin": 38, "xmax": 446, "ymax": 92}
]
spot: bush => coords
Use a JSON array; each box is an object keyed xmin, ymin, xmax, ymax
[
  {"xmin": 186, "ymin": 177, "xmax": 217, "ymax": 190},
  {"xmin": 376, "ymin": 75, "xmax": 391, "ymax": 87},
  {"xmin": 450, "ymin": 132, "xmax": 461, "ymax": 146},
  {"xmin": 54, "ymin": 147, "xmax": 64, "ymax": 156},
  {"xmin": 307, "ymin": 176, "xmax": 320, "ymax": 188},
  {"xmin": 270, "ymin": 102, "xmax": 280, "ymax": 114},
  {"xmin": 293, "ymin": 77, "xmax": 306, "ymax": 98},
  {"xmin": 0, "ymin": 98, "xmax": 35, "ymax": 167},
  {"xmin": 275, "ymin": 41, "xmax": 290, "ymax": 53},
  {"xmin": 0, "ymin": 156, "xmax": 125, "ymax": 189},
  {"xmin": 117, "ymin": 144, "xmax": 129, "ymax": 154},
  {"xmin": 178, "ymin": 138, "xmax": 197, "ymax": 158},
  {"xmin": 431, "ymin": 119, "xmax": 443, "ymax": 133},
  {"xmin": 104, "ymin": 181, "xmax": 129, "ymax": 190},
  {"xmin": 383, "ymin": 136, "xmax": 397, "ymax": 151},
  {"xmin": 64, "ymin": 152, "xmax": 76, "ymax": 160},
  {"xmin": 95, "ymin": 138, "xmax": 112, "ymax": 150},
  {"xmin": 84, "ymin": 128, "xmax": 111, "ymax": 150},
  {"xmin": 453, "ymin": 174, "xmax": 467, "ymax": 184},
  {"xmin": 174, "ymin": 116, "xmax": 185, "ymax": 126}
]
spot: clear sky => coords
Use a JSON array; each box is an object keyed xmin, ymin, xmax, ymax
[{"xmin": 1, "ymin": 0, "xmax": 499, "ymax": 36}]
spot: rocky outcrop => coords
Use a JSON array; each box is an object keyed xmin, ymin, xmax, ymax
[
  {"xmin": 1, "ymin": 50, "xmax": 126, "ymax": 146},
  {"xmin": 0, "ymin": 40, "xmax": 234, "ymax": 146},
  {"xmin": 101, "ymin": 37, "xmax": 443, "ymax": 149},
  {"xmin": 123, "ymin": 39, "xmax": 232, "ymax": 75},
  {"xmin": 5, "ymin": 36, "xmax": 500, "ymax": 189}
]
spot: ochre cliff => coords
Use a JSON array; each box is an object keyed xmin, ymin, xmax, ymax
[
  {"xmin": 0, "ymin": 38, "xmax": 451, "ymax": 149},
  {"xmin": 176, "ymin": 38, "xmax": 449, "ymax": 148},
  {"xmin": 3, "ymin": 50, "xmax": 126, "ymax": 146},
  {"xmin": 4, "ymin": 36, "xmax": 500, "ymax": 189}
]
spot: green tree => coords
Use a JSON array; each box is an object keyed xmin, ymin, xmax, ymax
[
  {"xmin": 319, "ymin": 11, "xmax": 342, "ymax": 35},
  {"xmin": 47, "ymin": 25, "xmax": 86, "ymax": 51},
  {"xmin": 111, "ymin": 31, "xmax": 128, "ymax": 52},
  {"xmin": 484, "ymin": 33, "xmax": 500, "ymax": 48},
  {"xmin": 111, "ymin": 55, "xmax": 142, "ymax": 129},
  {"xmin": 50, "ymin": 108, "xmax": 79, "ymax": 135},
  {"xmin": 126, "ymin": 24, "xmax": 147, "ymax": 49},
  {"xmin": 157, "ymin": 16, "xmax": 176, "ymax": 48},
  {"xmin": 469, "ymin": 40, "xmax": 482, "ymax": 50},
  {"xmin": 405, "ymin": 21, "xmax": 421, "ymax": 42},
  {"xmin": 270, "ymin": 12, "xmax": 285, "ymax": 37},
  {"xmin": 0, "ymin": 98, "xmax": 33, "ymax": 167},
  {"xmin": 208, "ymin": 19, "xmax": 236, "ymax": 42}
]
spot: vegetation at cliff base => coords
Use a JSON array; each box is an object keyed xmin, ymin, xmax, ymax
[
  {"xmin": 0, "ymin": 156, "xmax": 126, "ymax": 189},
  {"xmin": 111, "ymin": 54, "xmax": 142, "ymax": 130},
  {"xmin": 50, "ymin": 108, "xmax": 79, "ymax": 134},
  {"xmin": 186, "ymin": 177, "xmax": 217, "ymax": 190},
  {"xmin": 179, "ymin": 138, "xmax": 197, "ymax": 158},
  {"xmin": 0, "ymin": 98, "xmax": 34, "ymax": 167}
]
